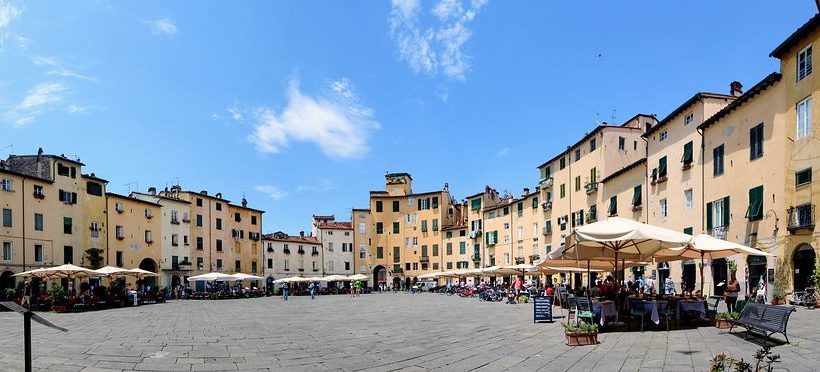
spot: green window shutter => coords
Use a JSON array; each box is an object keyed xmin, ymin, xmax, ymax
[
  {"xmin": 632, "ymin": 185, "xmax": 642, "ymax": 206},
  {"xmin": 432, "ymin": 197, "xmax": 439, "ymax": 209},
  {"xmin": 485, "ymin": 232, "xmax": 490, "ymax": 245},
  {"xmin": 532, "ymin": 197, "xmax": 538, "ymax": 209},
  {"xmin": 432, "ymin": 219, "xmax": 439, "ymax": 231},
  {"xmin": 658, "ymin": 156, "xmax": 667, "ymax": 176},
  {"xmin": 746, "ymin": 186, "xmax": 763, "ymax": 221},
  {"xmin": 517, "ymin": 202, "xmax": 523, "ymax": 212},
  {"xmin": 706, "ymin": 202, "xmax": 713, "ymax": 229},
  {"xmin": 459, "ymin": 241, "xmax": 466, "ymax": 255},
  {"xmin": 471, "ymin": 199, "xmax": 481, "ymax": 211},
  {"xmin": 723, "ymin": 196, "xmax": 730, "ymax": 227},
  {"xmin": 421, "ymin": 220, "xmax": 428, "ymax": 232},
  {"xmin": 609, "ymin": 196, "xmax": 617, "ymax": 216},
  {"xmin": 493, "ymin": 231, "xmax": 498, "ymax": 244},
  {"xmin": 579, "ymin": 209, "xmax": 584, "ymax": 225},
  {"xmin": 393, "ymin": 222, "xmax": 400, "ymax": 234},
  {"xmin": 571, "ymin": 212, "xmax": 576, "ymax": 228},
  {"xmin": 682, "ymin": 141, "xmax": 693, "ymax": 164},
  {"xmin": 683, "ymin": 227, "xmax": 693, "ymax": 235},
  {"xmin": 591, "ymin": 167, "xmax": 597, "ymax": 183}
]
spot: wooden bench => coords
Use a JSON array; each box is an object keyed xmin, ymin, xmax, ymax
[{"xmin": 729, "ymin": 302, "xmax": 795, "ymax": 344}]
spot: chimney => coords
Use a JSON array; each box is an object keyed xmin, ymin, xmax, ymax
[
  {"xmin": 215, "ymin": 192, "xmax": 222, "ymax": 199},
  {"xmin": 241, "ymin": 197, "xmax": 248, "ymax": 208},
  {"xmin": 200, "ymin": 190, "xmax": 208, "ymax": 195},
  {"xmin": 299, "ymin": 231, "xmax": 305, "ymax": 238},
  {"xmin": 148, "ymin": 187, "xmax": 157, "ymax": 196},
  {"xmin": 37, "ymin": 147, "xmax": 43, "ymax": 160},
  {"xmin": 730, "ymin": 81, "xmax": 743, "ymax": 97},
  {"xmin": 523, "ymin": 187, "xmax": 530, "ymax": 196}
]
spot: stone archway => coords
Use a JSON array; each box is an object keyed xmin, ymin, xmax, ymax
[
  {"xmin": 139, "ymin": 258, "xmax": 158, "ymax": 288},
  {"xmin": 792, "ymin": 244, "xmax": 816, "ymax": 291},
  {"xmin": 373, "ymin": 265, "xmax": 386, "ymax": 290}
]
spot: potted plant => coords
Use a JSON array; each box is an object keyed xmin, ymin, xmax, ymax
[
  {"xmin": 563, "ymin": 321, "xmax": 599, "ymax": 346},
  {"xmin": 772, "ymin": 258, "xmax": 790, "ymax": 305},
  {"xmin": 715, "ymin": 312, "xmax": 739, "ymax": 329},
  {"xmin": 49, "ymin": 284, "xmax": 68, "ymax": 313}
]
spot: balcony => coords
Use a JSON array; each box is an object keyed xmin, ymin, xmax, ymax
[
  {"xmin": 707, "ymin": 226, "xmax": 728, "ymax": 240},
  {"xmin": 267, "ymin": 247, "xmax": 274, "ymax": 253},
  {"xmin": 311, "ymin": 250, "xmax": 319, "ymax": 256},
  {"xmin": 283, "ymin": 248, "xmax": 290, "ymax": 254},
  {"xmin": 391, "ymin": 267, "xmax": 403, "ymax": 275},
  {"xmin": 631, "ymin": 204, "xmax": 643, "ymax": 212},
  {"xmin": 172, "ymin": 261, "xmax": 192, "ymax": 271},
  {"xmin": 33, "ymin": 192, "xmax": 45, "ymax": 200},
  {"xmin": 542, "ymin": 202, "xmax": 552, "ymax": 211},
  {"xmin": 170, "ymin": 219, "xmax": 180, "ymax": 225},
  {"xmin": 116, "ymin": 235, "xmax": 124, "ymax": 241},
  {"xmin": 420, "ymin": 256, "xmax": 429, "ymax": 263},
  {"xmin": 529, "ymin": 254, "xmax": 540, "ymax": 264},
  {"xmin": 297, "ymin": 248, "xmax": 305, "ymax": 255},
  {"xmin": 514, "ymin": 256, "xmax": 525, "ymax": 265},
  {"xmin": 472, "ymin": 254, "xmax": 481, "ymax": 262},
  {"xmin": 542, "ymin": 227, "xmax": 552, "ymax": 236},
  {"xmin": 540, "ymin": 177, "xmax": 553, "ymax": 188},
  {"xmin": 788, "ymin": 204, "xmax": 815, "ymax": 233},
  {"xmin": 182, "ymin": 217, "xmax": 190, "ymax": 223},
  {"xmin": 584, "ymin": 182, "xmax": 598, "ymax": 194}
]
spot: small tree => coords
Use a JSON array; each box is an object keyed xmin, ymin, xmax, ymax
[
  {"xmin": 810, "ymin": 259, "xmax": 820, "ymax": 288},
  {"xmin": 84, "ymin": 248, "xmax": 104, "ymax": 269},
  {"xmin": 772, "ymin": 258, "xmax": 790, "ymax": 301},
  {"xmin": 727, "ymin": 259, "xmax": 738, "ymax": 274}
]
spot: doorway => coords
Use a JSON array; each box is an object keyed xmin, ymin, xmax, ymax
[
  {"xmin": 712, "ymin": 258, "xmax": 727, "ymax": 296},
  {"xmin": 793, "ymin": 244, "xmax": 816, "ymax": 291},
  {"xmin": 747, "ymin": 255, "xmax": 767, "ymax": 294},
  {"xmin": 682, "ymin": 261, "xmax": 696, "ymax": 293}
]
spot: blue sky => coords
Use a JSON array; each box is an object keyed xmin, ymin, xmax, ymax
[{"xmin": 0, "ymin": 1, "xmax": 815, "ymax": 234}]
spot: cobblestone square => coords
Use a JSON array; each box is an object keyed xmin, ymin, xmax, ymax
[{"xmin": 1, "ymin": 294, "xmax": 819, "ymax": 371}]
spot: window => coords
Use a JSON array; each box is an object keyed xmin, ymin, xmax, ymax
[
  {"xmin": 145, "ymin": 230, "xmax": 153, "ymax": 243},
  {"xmin": 659, "ymin": 199, "xmax": 668, "ymax": 218},
  {"xmin": 172, "ymin": 234, "xmax": 179, "ymax": 246},
  {"xmin": 446, "ymin": 262, "xmax": 453, "ymax": 270},
  {"xmin": 618, "ymin": 136, "xmax": 625, "ymax": 150},
  {"xmin": 559, "ymin": 157, "xmax": 566, "ymax": 170},
  {"xmin": 34, "ymin": 244, "xmax": 43, "ymax": 262},
  {"xmin": 216, "ymin": 259, "xmax": 223, "ymax": 270},
  {"xmin": 196, "ymin": 237, "xmax": 203, "ymax": 250},
  {"xmin": 713, "ymin": 145, "xmax": 725, "ymax": 176},
  {"xmin": 251, "ymin": 215, "xmax": 257, "ymax": 225},
  {"xmin": 517, "ymin": 226, "xmax": 523, "ymax": 239},
  {"xmin": 432, "ymin": 197, "xmax": 439, "ymax": 209},
  {"xmin": 2, "ymin": 208, "xmax": 11, "ymax": 228},
  {"xmin": 459, "ymin": 241, "xmax": 466, "ymax": 255},
  {"xmin": 660, "ymin": 131, "xmax": 668, "ymax": 141},
  {"xmin": 33, "ymin": 185, "xmax": 43, "ymax": 197},
  {"xmin": 184, "ymin": 235, "xmax": 189, "ymax": 245},
  {"xmin": 57, "ymin": 163, "xmax": 70, "ymax": 177},
  {"xmin": 375, "ymin": 201, "xmax": 383, "ymax": 212},
  {"xmin": 574, "ymin": 148, "xmax": 581, "ymax": 161},
  {"xmin": 533, "ymin": 222, "xmax": 539, "ymax": 237},
  {"xmin": 196, "ymin": 257, "xmax": 204, "ymax": 269},
  {"xmin": 376, "ymin": 222, "xmax": 383, "ymax": 234},
  {"xmin": 267, "ymin": 258, "xmax": 273, "ymax": 269},
  {"xmin": 215, "ymin": 202, "xmax": 222, "ymax": 211},
  {"xmin": 358, "ymin": 222, "xmax": 366, "ymax": 234},
  {"xmin": 2, "ymin": 242, "xmax": 11, "ymax": 261},
  {"xmin": 115, "ymin": 251, "xmax": 123, "ymax": 267},
  {"xmin": 634, "ymin": 140, "xmax": 638, "ymax": 150},
  {"xmin": 196, "ymin": 198, "xmax": 203, "ymax": 207},
  {"xmin": 681, "ymin": 141, "xmax": 693, "ymax": 165},
  {"xmin": 750, "ymin": 123, "xmax": 764, "ymax": 160},
  {"xmin": 797, "ymin": 45, "xmax": 812, "ymax": 81},
  {"xmin": 63, "ymin": 217, "xmax": 72, "ymax": 234},
  {"xmin": 0, "ymin": 178, "xmax": 12, "ymax": 192},
  {"xmin": 58, "ymin": 190, "xmax": 77, "ymax": 204},
  {"xmin": 707, "ymin": 196, "xmax": 730, "ymax": 229},
  {"xmin": 560, "ymin": 184, "xmax": 566, "ymax": 199},
  {"xmin": 144, "ymin": 208, "xmax": 153, "ymax": 218},
  {"xmin": 421, "ymin": 245, "xmax": 428, "ymax": 258},
  {"xmin": 632, "ymin": 185, "xmax": 642, "ymax": 207},
  {"xmin": 797, "ymin": 96, "xmax": 812, "ymax": 140},
  {"xmin": 63, "ymin": 246, "xmax": 73, "ymax": 264},
  {"xmin": 234, "ymin": 212, "xmax": 241, "ymax": 222},
  {"xmin": 590, "ymin": 138, "xmax": 596, "ymax": 152},
  {"xmin": 746, "ymin": 185, "xmax": 764, "ymax": 221},
  {"xmin": 470, "ymin": 198, "xmax": 481, "ymax": 211},
  {"xmin": 608, "ymin": 196, "xmax": 618, "ymax": 216},
  {"xmin": 345, "ymin": 261, "xmax": 351, "ymax": 271},
  {"xmin": 658, "ymin": 156, "xmax": 667, "ymax": 177},
  {"xmin": 235, "ymin": 260, "xmax": 241, "ymax": 272},
  {"xmin": 86, "ymin": 181, "xmax": 103, "ymax": 196},
  {"xmin": 684, "ymin": 189, "xmax": 693, "ymax": 211},
  {"xmin": 432, "ymin": 219, "xmax": 439, "ymax": 231},
  {"xmin": 392, "ymin": 200, "xmax": 400, "ymax": 212},
  {"xmin": 532, "ymin": 196, "xmax": 539, "ymax": 209},
  {"xmin": 684, "ymin": 113, "xmax": 694, "ymax": 125},
  {"xmin": 796, "ymin": 168, "xmax": 812, "ymax": 187},
  {"xmin": 215, "ymin": 218, "xmax": 222, "ymax": 230},
  {"xmin": 421, "ymin": 220, "xmax": 428, "ymax": 232},
  {"xmin": 683, "ymin": 227, "xmax": 693, "ymax": 235},
  {"xmin": 327, "ymin": 242, "xmax": 333, "ymax": 252},
  {"xmin": 418, "ymin": 198, "xmax": 430, "ymax": 210},
  {"xmin": 216, "ymin": 239, "xmax": 223, "ymax": 251},
  {"xmin": 575, "ymin": 176, "xmax": 581, "ymax": 191}
]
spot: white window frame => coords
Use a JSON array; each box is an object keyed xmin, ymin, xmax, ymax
[
  {"xmin": 2, "ymin": 242, "xmax": 11, "ymax": 261},
  {"xmin": 1, "ymin": 179, "xmax": 12, "ymax": 192},
  {"xmin": 659, "ymin": 198, "xmax": 668, "ymax": 219},
  {"xmin": 684, "ymin": 113, "xmax": 694, "ymax": 125},
  {"xmin": 660, "ymin": 131, "xmax": 668, "ymax": 141},
  {"xmin": 357, "ymin": 222, "xmax": 366, "ymax": 234},
  {"xmin": 798, "ymin": 44, "xmax": 813, "ymax": 81},
  {"xmin": 797, "ymin": 96, "xmax": 812, "ymax": 140},
  {"xmin": 713, "ymin": 199, "xmax": 725, "ymax": 228},
  {"xmin": 684, "ymin": 189, "xmax": 693, "ymax": 211},
  {"xmin": 115, "ymin": 225, "xmax": 124, "ymax": 239}
]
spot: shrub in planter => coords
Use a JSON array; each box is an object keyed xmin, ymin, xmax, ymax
[
  {"xmin": 48, "ymin": 284, "xmax": 67, "ymax": 312},
  {"xmin": 710, "ymin": 346, "xmax": 780, "ymax": 372},
  {"xmin": 715, "ymin": 312, "xmax": 739, "ymax": 329},
  {"xmin": 563, "ymin": 321, "xmax": 599, "ymax": 346}
]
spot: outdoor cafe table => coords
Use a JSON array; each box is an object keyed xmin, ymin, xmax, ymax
[
  {"xmin": 592, "ymin": 300, "xmax": 619, "ymax": 325},
  {"xmin": 640, "ymin": 300, "xmax": 661, "ymax": 325},
  {"xmin": 676, "ymin": 299, "xmax": 706, "ymax": 320}
]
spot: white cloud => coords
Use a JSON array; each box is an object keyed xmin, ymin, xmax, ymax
[
  {"xmin": 33, "ymin": 56, "xmax": 100, "ymax": 82},
  {"xmin": 0, "ymin": 1, "xmax": 22, "ymax": 30},
  {"xmin": 295, "ymin": 178, "xmax": 336, "ymax": 193},
  {"xmin": 4, "ymin": 82, "xmax": 66, "ymax": 127},
  {"xmin": 144, "ymin": 18, "xmax": 177, "ymax": 36},
  {"xmin": 248, "ymin": 77, "xmax": 380, "ymax": 159},
  {"xmin": 389, "ymin": 0, "xmax": 487, "ymax": 80},
  {"xmin": 497, "ymin": 147, "xmax": 509, "ymax": 156},
  {"xmin": 255, "ymin": 185, "xmax": 287, "ymax": 200},
  {"xmin": 228, "ymin": 106, "xmax": 243, "ymax": 121}
]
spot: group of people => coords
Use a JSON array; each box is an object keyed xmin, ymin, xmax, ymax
[{"xmin": 279, "ymin": 280, "xmax": 363, "ymax": 301}]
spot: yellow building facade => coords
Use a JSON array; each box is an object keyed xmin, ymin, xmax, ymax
[{"xmin": 106, "ymin": 193, "xmax": 162, "ymax": 288}]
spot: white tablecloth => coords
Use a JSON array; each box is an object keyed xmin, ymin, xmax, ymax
[{"xmin": 594, "ymin": 301, "xmax": 619, "ymax": 325}]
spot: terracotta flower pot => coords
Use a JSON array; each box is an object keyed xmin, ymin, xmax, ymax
[
  {"xmin": 52, "ymin": 305, "xmax": 67, "ymax": 313},
  {"xmin": 715, "ymin": 319, "xmax": 733, "ymax": 329},
  {"xmin": 565, "ymin": 332, "xmax": 598, "ymax": 346}
]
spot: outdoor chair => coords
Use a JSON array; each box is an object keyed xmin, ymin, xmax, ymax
[
  {"xmin": 574, "ymin": 296, "xmax": 595, "ymax": 326},
  {"xmin": 706, "ymin": 296, "xmax": 721, "ymax": 320},
  {"xmin": 566, "ymin": 296, "xmax": 577, "ymax": 323},
  {"xmin": 628, "ymin": 298, "xmax": 647, "ymax": 332},
  {"xmin": 656, "ymin": 300, "xmax": 673, "ymax": 331}
]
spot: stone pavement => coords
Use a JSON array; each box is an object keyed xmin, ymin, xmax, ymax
[{"xmin": 0, "ymin": 293, "xmax": 818, "ymax": 371}]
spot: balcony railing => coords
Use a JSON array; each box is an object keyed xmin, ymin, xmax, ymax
[
  {"xmin": 585, "ymin": 182, "xmax": 598, "ymax": 194},
  {"xmin": 420, "ymin": 256, "xmax": 429, "ymax": 263},
  {"xmin": 514, "ymin": 256, "xmax": 526, "ymax": 265},
  {"xmin": 529, "ymin": 254, "xmax": 540, "ymax": 263},
  {"xmin": 311, "ymin": 250, "xmax": 319, "ymax": 256},
  {"xmin": 540, "ymin": 177, "xmax": 553, "ymax": 188},
  {"xmin": 788, "ymin": 204, "xmax": 815, "ymax": 232},
  {"xmin": 472, "ymin": 254, "xmax": 481, "ymax": 262},
  {"xmin": 542, "ymin": 202, "xmax": 552, "ymax": 211},
  {"xmin": 707, "ymin": 226, "xmax": 728, "ymax": 240},
  {"xmin": 542, "ymin": 227, "xmax": 552, "ymax": 236}
]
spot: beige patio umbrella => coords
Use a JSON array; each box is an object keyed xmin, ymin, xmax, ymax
[
  {"xmin": 559, "ymin": 217, "xmax": 693, "ymax": 284},
  {"xmin": 653, "ymin": 233, "xmax": 775, "ymax": 294},
  {"xmin": 13, "ymin": 264, "xmax": 98, "ymax": 280},
  {"xmin": 230, "ymin": 273, "xmax": 264, "ymax": 281},
  {"xmin": 320, "ymin": 274, "xmax": 352, "ymax": 282},
  {"xmin": 347, "ymin": 274, "xmax": 368, "ymax": 281},
  {"xmin": 417, "ymin": 272, "xmax": 441, "ymax": 280},
  {"xmin": 188, "ymin": 272, "xmax": 239, "ymax": 282},
  {"xmin": 272, "ymin": 276, "xmax": 303, "ymax": 284},
  {"xmin": 126, "ymin": 268, "xmax": 160, "ymax": 280},
  {"xmin": 485, "ymin": 264, "xmax": 536, "ymax": 277},
  {"xmin": 93, "ymin": 266, "xmax": 133, "ymax": 277}
]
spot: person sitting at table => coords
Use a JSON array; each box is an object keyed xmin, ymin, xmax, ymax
[
  {"xmin": 643, "ymin": 274, "xmax": 656, "ymax": 295},
  {"xmin": 664, "ymin": 276, "xmax": 676, "ymax": 296},
  {"xmin": 590, "ymin": 283, "xmax": 601, "ymax": 297}
]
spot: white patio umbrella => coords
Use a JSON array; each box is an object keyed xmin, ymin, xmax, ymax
[
  {"xmin": 530, "ymin": 266, "xmax": 603, "ymax": 274},
  {"xmin": 230, "ymin": 273, "xmax": 264, "ymax": 281},
  {"xmin": 187, "ymin": 272, "xmax": 238, "ymax": 282},
  {"xmin": 93, "ymin": 266, "xmax": 133, "ymax": 277},
  {"xmin": 126, "ymin": 268, "xmax": 160, "ymax": 280},
  {"xmin": 417, "ymin": 272, "xmax": 441, "ymax": 279},
  {"xmin": 653, "ymin": 233, "xmax": 775, "ymax": 294},
  {"xmin": 272, "ymin": 276, "xmax": 303, "ymax": 284},
  {"xmin": 347, "ymin": 274, "xmax": 368, "ymax": 281},
  {"xmin": 559, "ymin": 217, "xmax": 693, "ymax": 284},
  {"xmin": 13, "ymin": 264, "xmax": 98, "ymax": 280},
  {"xmin": 485, "ymin": 264, "xmax": 536, "ymax": 276},
  {"xmin": 320, "ymin": 274, "xmax": 352, "ymax": 282}
]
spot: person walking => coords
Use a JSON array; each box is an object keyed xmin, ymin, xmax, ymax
[
  {"xmin": 513, "ymin": 276, "xmax": 523, "ymax": 303},
  {"xmin": 725, "ymin": 272, "xmax": 741, "ymax": 312},
  {"xmin": 354, "ymin": 280, "xmax": 362, "ymax": 297},
  {"xmin": 309, "ymin": 281, "xmax": 316, "ymax": 300},
  {"xmin": 282, "ymin": 282, "xmax": 290, "ymax": 301}
]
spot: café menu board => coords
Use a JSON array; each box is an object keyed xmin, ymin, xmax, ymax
[{"xmin": 533, "ymin": 296, "xmax": 553, "ymax": 323}]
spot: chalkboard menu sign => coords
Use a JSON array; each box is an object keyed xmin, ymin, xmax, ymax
[{"xmin": 533, "ymin": 296, "xmax": 553, "ymax": 323}]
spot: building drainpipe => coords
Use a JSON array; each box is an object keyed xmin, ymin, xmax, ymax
[
  {"xmin": 641, "ymin": 136, "xmax": 650, "ymax": 224},
  {"xmin": 208, "ymin": 199, "xmax": 212, "ymax": 272},
  {"xmin": 105, "ymin": 194, "xmax": 110, "ymax": 269},
  {"xmin": 697, "ymin": 127, "xmax": 705, "ymax": 233},
  {"xmin": 22, "ymin": 178, "xmax": 26, "ymax": 273}
]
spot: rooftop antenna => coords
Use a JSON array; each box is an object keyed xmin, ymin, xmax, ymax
[
  {"xmin": 124, "ymin": 181, "xmax": 138, "ymax": 194},
  {"xmin": 610, "ymin": 109, "xmax": 617, "ymax": 123}
]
